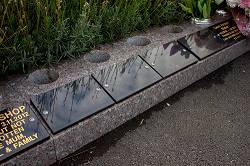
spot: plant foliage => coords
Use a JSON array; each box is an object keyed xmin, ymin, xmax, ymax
[
  {"xmin": 179, "ymin": 0, "xmax": 215, "ymax": 19},
  {"xmin": 0, "ymin": 0, "xmax": 186, "ymax": 76}
]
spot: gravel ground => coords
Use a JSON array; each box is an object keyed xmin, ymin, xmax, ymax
[{"xmin": 56, "ymin": 52, "xmax": 250, "ymax": 166}]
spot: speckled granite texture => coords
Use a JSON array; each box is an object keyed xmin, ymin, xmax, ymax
[
  {"xmin": 2, "ymin": 138, "xmax": 56, "ymax": 166},
  {"xmin": 1, "ymin": 16, "xmax": 249, "ymax": 164},
  {"xmin": 5, "ymin": 16, "xmax": 227, "ymax": 100},
  {"xmin": 53, "ymin": 39, "xmax": 250, "ymax": 160},
  {"xmin": 0, "ymin": 83, "xmax": 23, "ymax": 110}
]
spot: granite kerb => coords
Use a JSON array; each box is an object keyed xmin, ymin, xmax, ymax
[{"xmin": 1, "ymin": 17, "xmax": 249, "ymax": 164}]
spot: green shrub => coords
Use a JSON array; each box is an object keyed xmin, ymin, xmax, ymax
[{"xmin": 0, "ymin": 0, "xmax": 186, "ymax": 76}]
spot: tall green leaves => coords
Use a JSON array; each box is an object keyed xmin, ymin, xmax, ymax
[
  {"xmin": 179, "ymin": 0, "xmax": 213, "ymax": 19},
  {"xmin": 0, "ymin": 0, "xmax": 185, "ymax": 76},
  {"xmin": 179, "ymin": 0, "xmax": 194, "ymax": 16}
]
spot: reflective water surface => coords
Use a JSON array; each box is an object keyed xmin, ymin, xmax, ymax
[
  {"xmin": 0, "ymin": 104, "xmax": 49, "ymax": 162},
  {"xmin": 141, "ymin": 41, "xmax": 198, "ymax": 77},
  {"xmin": 92, "ymin": 56, "xmax": 162, "ymax": 102},
  {"xmin": 31, "ymin": 76, "xmax": 115, "ymax": 133}
]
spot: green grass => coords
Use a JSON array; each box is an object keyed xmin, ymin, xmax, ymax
[{"xmin": 0, "ymin": 0, "xmax": 186, "ymax": 77}]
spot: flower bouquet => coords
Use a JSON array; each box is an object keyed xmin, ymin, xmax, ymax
[{"xmin": 226, "ymin": 0, "xmax": 250, "ymax": 36}]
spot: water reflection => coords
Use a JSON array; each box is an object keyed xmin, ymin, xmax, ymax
[
  {"xmin": 31, "ymin": 77, "xmax": 114, "ymax": 133},
  {"xmin": 141, "ymin": 41, "xmax": 198, "ymax": 77},
  {"xmin": 93, "ymin": 56, "xmax": 162, "ymax": 102}
]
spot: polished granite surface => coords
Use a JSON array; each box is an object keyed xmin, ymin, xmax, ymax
[
  {"xmin": 31, "ymin": 76, "xmax": 115, "ymax": 133},
  {"xmin": 0, "ymin": 104, "xmax": 49, "ymax": 162},
  {"xmin": 209, "ymin": 18, "xmax": 245, "ymax": 43},
  {"xmin": 141, "ymin": 41, "xmax": 198, "ymax": 77},
  {"xmin": 92, "ymin": 56, "xmax": 162, "ymax": 102},
  {"xmin": 178, "ymin": 19, "xmax": 245, "ymax": 59}
]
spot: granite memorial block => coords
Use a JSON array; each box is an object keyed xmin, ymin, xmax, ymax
[
  {"xmin": 0, "ymin": 104, "xmax": 49, "ymax": 162},
  {"xmin": 210, "ymin": 18, "xmax": 245, "ymax": 43},
  {"xmin": 31, "ymin": 76, "xmax": 115, "ymax": 133},
  {"xmin": 92, "ymin": 56, "xmax": 162, "ymax": 102},
  {"xmin": 178, "ymin": 19, "xmax": 245, "ymax": 59},
  {"xmin": 140, "ymin": 41, "xmax": 198, "ymax": 77}
]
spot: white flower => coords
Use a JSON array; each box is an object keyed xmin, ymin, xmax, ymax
[{"xmin": 226, "ymin": 0, "xmax": 240, "ymax": 8}]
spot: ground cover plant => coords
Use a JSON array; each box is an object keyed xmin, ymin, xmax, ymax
[{"xmin": 0, "ymin": 0, "xmax": 185, "ymax": 77}]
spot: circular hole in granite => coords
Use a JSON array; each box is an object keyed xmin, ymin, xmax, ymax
[
  {"xmin": 168, "ymin": 26, "xmax": 183, "ymax": 33},
  {"xmin": 28, "ymin": 69, "xmax": 59, "ymax": 85},
  {"xmin": 127, "ymin": 36, "xmax": 151, "ymax": 46},
  {"xmin": 84, "ymin": 52, "xmax": 111, "ymax": 63}
]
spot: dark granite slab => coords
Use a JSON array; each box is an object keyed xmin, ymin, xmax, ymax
[
  {"xmin": 92, "ymin": 56, "xmax": 162, "ymax": 102},
  {"xmin": 209, "ymin": 19, "xmax": 245, "ymax": 44},
  {"xmin": 31, "ymin": 76, "xmax": 115, "ymax": 134},
  {"xmin": 178, "ymin": 19, "xmax": 245, "ymax": 59},
  {"xmin": 140, "ymin": 41, "xmax": 198, "ymax": 77},
  {"xmin": 0, "ymin": 104, "xmax": 49, "ymax": 162}
]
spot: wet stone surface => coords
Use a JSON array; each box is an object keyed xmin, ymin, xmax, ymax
[
  {"xmin": 31, "ymin": 76, "xmax": 115, "ymax": 133},
  {"xmin": 84, "ymin": 52, "xmax": 111, "ymax": 63},
  {"xmin": 141, "ymin": 41, "xmax": 198, "ymax": 77},
  {"xmin": 127, "ymin": 36, "xmax": 151, "ymax": 46},
  {"xmin": 0, "ymin": 104, "xmax": 49, "ymax": 163},
  {"xmin": 28, "ymin": 69, "xmax": 59, "ymax": 85},
  {"xmin": 92, "ymin": 56, "xmax": 162, "ymax": 102},
  {"xmin": 178, "ymin": 19, "xmax": 245, "ymax": 59}
]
